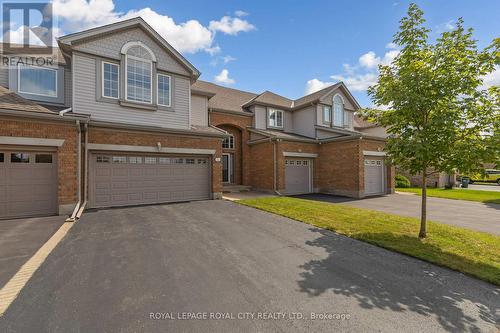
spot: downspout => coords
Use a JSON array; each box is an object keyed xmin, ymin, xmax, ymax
[
  {"xmin": 65, "ymin": 119, "xmax": 81, "ymax": 222},
  {"xmin": 76, "ymin": 122, "xmax": 88, "ymax": 219},
  {"xmin": 273, "ymin": 139, "xmax": 283, "ymax": 195}
]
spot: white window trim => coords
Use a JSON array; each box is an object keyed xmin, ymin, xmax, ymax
[
  {"xmin": 17, "ymin": 64, "xmax": 58, "ymax": 98},
  {"xmin": 102, "ymin": 61, "xmax": 119, "ymax": 99},
  {"xmin": 268, "ymin": 108, "xmax": 284, "ymax": 128},
  {"xmin": 157, "ymin": 73, "xmax": 171, "ymax": 107},
  {"xmin": 333, "ymin": 94, "xmax": 344, "ymax": 127},
  {"xmin": 323, "ymin": 105, "xmax": 331, "ymax": 123},
  {"xmin": 222, "ymin": 134, "xmax": 235, "ymax": 149},
  {"xmin": 125, "ymin": 54, "xmax": 153, "ymax": 104}
]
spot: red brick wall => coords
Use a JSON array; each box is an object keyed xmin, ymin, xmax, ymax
[
  {"xmin": 317, "ymin": 139, "xmax": 361, "ymax": 197},
  {"xmin": 209, "ymin": 111, "xmax": 252, "ymax": 185},
  {"xmin": 88, "ymin": 127, "xmax": 223, "ymax": 194},
  {"xmin": 0, "ymin": 117, "xmax": 78, "ymax": 206},
  {"xmin": 248, "ymin": 140, "xmax": 274, "ymax": 191}
]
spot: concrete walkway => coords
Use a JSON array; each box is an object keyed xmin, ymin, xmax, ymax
[{"xmin": 295, "ymin": 193, "xmax": 500, "ymax": 235}]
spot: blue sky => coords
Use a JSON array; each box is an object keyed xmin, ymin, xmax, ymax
[{"xmin": 14, "ymin": 0, "xmax": 500, "ymax": 107}]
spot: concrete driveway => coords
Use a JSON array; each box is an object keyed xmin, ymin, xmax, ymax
[
  {"xmin": 0, "ymin": 201, "xmax": 498, "ymax": 332},
  {"xmin": 0, "ymin": 216, "xmax": 66, "ymax": 289},
  {"xmin": 294, "ymin": 193, "xmax": 500, "ymax": 235}
]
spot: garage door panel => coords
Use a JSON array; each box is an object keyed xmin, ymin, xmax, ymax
[
  {"xmin": 90, "ymin": 154, "xmax": 211, "ymax": 208},
  {"xmin": 285, "ymin": 159, "xmax": 312, "ymax": 195}
]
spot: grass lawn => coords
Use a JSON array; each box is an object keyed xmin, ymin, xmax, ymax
[
  {"xmin": 238, "ymin": 197, "xmax": 500, "ymax": 285},
  {"xmin": 396, "ymin": 187, "xmax": 500, "ymax": 204}
]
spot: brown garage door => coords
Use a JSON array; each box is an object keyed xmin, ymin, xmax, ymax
[
  {"xmin": 89, "ymin": 154, "xmax": 211, "ymax": 208},
  {"xmin": 285, "ymin": 159, "xmax": 312, "ymax": 195},
  {"xmin": 0, "ymin": 151, "xmax": 58, "ymax": 219}
]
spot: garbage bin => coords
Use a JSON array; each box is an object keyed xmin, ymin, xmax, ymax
[{"xmin": 461, "ymin": 177, "xmax": 470, "ymax": 188}]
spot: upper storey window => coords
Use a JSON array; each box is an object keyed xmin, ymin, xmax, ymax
[
  {"xmin": 125, "ymin": 45, "xmax": 153, "ymax": 104},
  {"xmin": 268, "ymin": 109, "xmax": 284, "ymax": 128},
  {"xmin": 333, "ymin": 94, "xmax": 344, "ymax": 127},
  {"xmin": 18, "ymin": 65, "xmax": 57, "ymax": 97},
  {"xmin": 102, "ymin": 62, "xmax": 119, "ymax": 99}
]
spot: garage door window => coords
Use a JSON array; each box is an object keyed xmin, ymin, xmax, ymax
[
  {"xmin": 159, "ymin": 157, "xmax": 171, "ymax": 164},
  {"xmin": 112, "ymin": 156, "xmax": 127, "ymax": 164},
  {"xmin": 35, "ymin": 154, "xmax": 52, "ymax": 163},
  {"xmin": 129, "ymin": 156, "xmax": 143, "ymax": 164},
  {"xmin": 0, "ymin": 153, "xmax": 3, "ymax": 162},
  {"xmin": 97, "ymin": 156, "xmax": 110, "ymax": 163},
  {"xmin": 197, "ymin": 159, "xmax": 207, "ymax": 164},
  {"xmin": 11, "ymin": 153, "xmax": 29, "ymax": 163},
  {"xmin": 186, "ymin": 158, "xmax": 195, "ymax": 164},
  {"xmin": 174, "ymin": 158, "xmax": 184, "ymax": 164},
  {"xmin": 145, "ymin": 157, "xmax": 156, "ymax": 164}
]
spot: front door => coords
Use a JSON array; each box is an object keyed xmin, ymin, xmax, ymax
[{"xmin": 222, "ymin": 153, "xmax": 233, "ymax": 183}]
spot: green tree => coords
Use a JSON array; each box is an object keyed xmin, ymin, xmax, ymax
[{"xmin": 362, "ymin": 3, "xmax": 499, "ymax": 238}]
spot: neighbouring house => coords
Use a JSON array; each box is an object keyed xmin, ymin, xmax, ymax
[
  {"xmin": 0, "ymin": 17, "xmax": 394, "ymax": 219},
  {"xmin": 353, "ymin": 115, "xmax": 457, "ymax": 188}
]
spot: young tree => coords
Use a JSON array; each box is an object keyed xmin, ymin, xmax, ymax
[{"xmin": 362, "ymin": 3, "xmax": 499, "ymax": 238}]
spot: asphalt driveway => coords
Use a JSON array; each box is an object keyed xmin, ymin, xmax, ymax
[
  {"xmin": 0, "ymin": 216, "xmax": 66, "ymax": 289},
  {"xmin": 294, "ymin": 193, "xmax": 500, "ymax": 235},
  {"xmin": 0, "ymin": 201, "xmax": 498, "ymax": 332}
]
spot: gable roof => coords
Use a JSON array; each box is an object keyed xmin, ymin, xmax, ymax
[
  {"xmin": 191, "ymin": 80, "xmax": 257, "ymax": 113},
  {"xmin": 0, "ymin": 86, "xmax": 56, "ymax": 114},
  {"xmin": 58, "ymin": 17, "xmax": 200, "ymax": 79},
  {"xmin": 293, "ymin": 82, "xmax": 343, "ymax": 108},
  {"xmin": 243, "ymin": 91, "xmax": 293, "ymax": 109}
]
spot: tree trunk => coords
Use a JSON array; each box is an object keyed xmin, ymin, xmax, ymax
[{"xmin": 419, "ymin": 172, "xmax": 427, "ymax": 239}]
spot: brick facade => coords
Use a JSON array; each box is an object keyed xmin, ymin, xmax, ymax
[
  {"xmin": 88, "ymin": 127, "xmax": 223, "ymax": 194},
  {"xmin": 0, "ymin": 117, "xmax": 79, "ymax": 213},
  {"xmin": 209, "ymin": 111, "xmax": 253, "ymax": 185}
]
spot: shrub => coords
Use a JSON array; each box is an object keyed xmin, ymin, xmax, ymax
[{"xmin": 395, "ymin": 174, "xmax": 411, "ymax": 188}]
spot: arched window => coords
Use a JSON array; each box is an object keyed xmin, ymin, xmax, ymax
[
  {"xmin": 124, "ymin": 44, "xmax": 154, "ymax": 103},
  {"xmin": 333, "ymin": 94, "xmax": 344, "ymax": 127}
]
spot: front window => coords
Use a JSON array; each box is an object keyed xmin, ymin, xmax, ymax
[
  {"xmin": 126, "ymin": 46, "xmax": 152, "ymax": 103},
  {"xmin": 333, "ymin": 95, "xmax": 344, "ymax": 127},
  {"xmin": 268, "ymin": 109, "xmax": 284, "ymax": 128},
  {"xmin": 102, "ymin": 62, "xmax": 119, "ymax": 99},
  {"xmin": 157, "ymin": 74, "xmax": 171, "ymax": 106},
  {"xmin": 18, "ymin": 65, "xmax": 57, "ymax": 97},
  {"xmin": 222, "ymin": 135, "xmax": 235, "ymax": 149},
  {"xmin": 323, "ymin": 105, "xmax": 331, "ymax": 123}
]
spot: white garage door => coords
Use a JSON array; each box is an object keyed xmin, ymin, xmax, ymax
[
  {"xmin": 90, "ymin": 154, "xmax": 211, "ymax": 208},
  {"xmin": 285, "ymin": 159, "xmax": 312, "ymax": 195},
  {"xmin": 364, "ymin": 158, "xmax": 385, "ymax": 196},
  {"xmin": 0, "ymin": 151, "xmax": 58, "ymax": 219}
]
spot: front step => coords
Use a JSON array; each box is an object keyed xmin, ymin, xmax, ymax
[{"xmin": 222, "ymin": 185, "xmax": 252, "ymax": 193}]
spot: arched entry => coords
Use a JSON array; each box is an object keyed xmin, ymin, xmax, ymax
[{"xmin": 217, "ymin": 124, "xmax": 243, "ymax": 184}]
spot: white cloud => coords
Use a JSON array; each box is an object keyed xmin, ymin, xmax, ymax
[
  {"xmin": 305, "ymin": 45, "xmax": 400, "ymax": 94},
  {"xmin": 223, "ymin": 55, "xmax": 236, "ymax": 63},
  {"xmin": 359, "ymin": 51, "xmax": 380, "ymax": 69},
  {"xmin": 39, "ymin": 0, "xmax": 254, "ymax": 54},
  {"xmin": 304, "ymin": 78, "xmax": 334, "ymax": 94},
  {"xmin": 330, "ymin": 73, "xmax": 378, "ymax": 92},
  {"xmin": 214, "ymin": 69, "xmax": 235, "ymax": 85},
  {"xmin": 482, "ymin": 66, "xmax": 500, "ymax": 89},
  {"xmin": 234, "ymin": 10, "xmax": 249, "ymax": 17},
  {"xmin": 209, "ymin": 16, "xmax": 255, "ymax": 35}
]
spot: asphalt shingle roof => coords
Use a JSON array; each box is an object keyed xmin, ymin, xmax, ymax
[{"xmin": 0, "ymin": 86, "xmax": 56, "ymax": 114}]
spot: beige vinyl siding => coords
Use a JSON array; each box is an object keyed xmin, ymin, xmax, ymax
[
  {"xmin": 292, "ymin": 105, "xmax": 316, "ymax": 138},
  {"xmin": 0, "ymin": 67, "xmax": 8, "ymax": 87},
  {"xmin": 73, "ymin": 27, "xmax": 190, "ymax": 76},
  {"xmin": 320, "ymin": 87, "xmax": 356, "ymax": 110},
  {"xmin": 73, "ymin": 53, "xmax": 190, "ymax": 129},
  {"xmin": 284, "ymin": 110, "xmax": 293, "ymax": 132},
  {"xmin": 252, "ymin": 105, "xmax": 267, "ymax": 129},
  {"xmin": 190, "ymin": 95, "xmax": 208, "ymax": 126}
]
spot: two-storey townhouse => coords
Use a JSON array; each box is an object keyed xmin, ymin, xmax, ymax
[
  {"xmin": 0, "ymin": 17, "xmax": 394, "ymax": 220},
  {"xmin": 0, "ymin": 18, "xmax": 227, "ymax": 219},
  {"xmin": 192, "ymin": 81, "xmax": 395, "ymax": 198}
]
